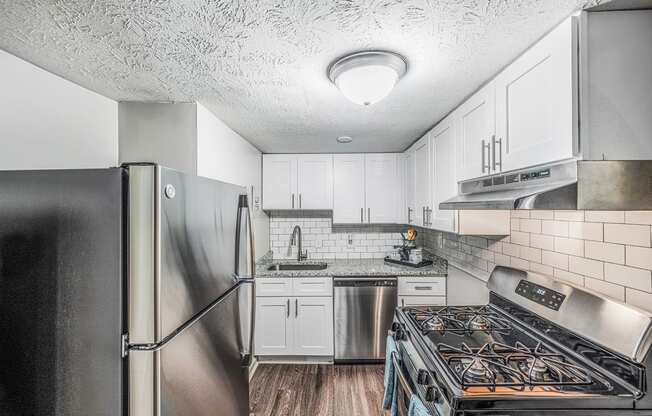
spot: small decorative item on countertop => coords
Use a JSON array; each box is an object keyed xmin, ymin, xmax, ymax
[{"xmin": 385, "ymin": 227, "xmax": 433, "ymax": 268}]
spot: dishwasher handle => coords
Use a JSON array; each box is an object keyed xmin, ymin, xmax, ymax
[{"xmin": 333, "ymin": 277, "xmax": 397, "ymax": 287}]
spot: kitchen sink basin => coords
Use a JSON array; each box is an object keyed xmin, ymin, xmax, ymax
[{"xmin": 267, "ymin": 263, "xmax": 328, "ymax": 271}]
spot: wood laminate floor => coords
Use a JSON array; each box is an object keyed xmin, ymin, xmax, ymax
[{"xmin": 250, "ymin": 364, "xmax": 390, "ymax": 416}]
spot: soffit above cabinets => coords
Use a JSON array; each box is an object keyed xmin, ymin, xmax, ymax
[{"xmin": 0, "ymin": 0, "xmax": 606, "ymax": 153}]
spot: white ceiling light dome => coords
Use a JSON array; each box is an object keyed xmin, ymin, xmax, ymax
[{"xmin": 328, "ymin": 51, "xmax": 407, "ymax": 106}]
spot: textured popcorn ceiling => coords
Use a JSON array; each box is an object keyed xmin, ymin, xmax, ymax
[{"xmin": 0, "ymin": 0, "xmax": 604, "ymax": 153}]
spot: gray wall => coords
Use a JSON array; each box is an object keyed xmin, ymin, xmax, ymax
[
  {"xmin": 584, "ymin": 10, "xmax": 652, "ymax": 160},
  {"xmin": 119, "ymin": 102, "xmax": 197, "ymax": 173}
]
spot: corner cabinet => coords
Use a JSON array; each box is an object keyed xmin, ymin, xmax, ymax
[
  {"xmin": 254, "ymin": 277, "xmax": 334, "ymax": 357},
  {"xmin": 430, "ymin": 113, "xmax": 458, "ymax": 233},
  {"xmin": 262, "ymin": 154, "xmax": 333, "ymax": 210},
  {"xmin": 494, "ymin": 16, "xmax": 577, "ymax": 172}
]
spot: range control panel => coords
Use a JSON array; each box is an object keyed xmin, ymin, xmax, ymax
[{"xmin": 515, "ymin": 280, "xmax": 566, "ymax": 311}]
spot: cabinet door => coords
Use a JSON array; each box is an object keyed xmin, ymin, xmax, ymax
[
  {"xmin": 458, "ymin": 82, "xmax": 495, "ymax": 181},
  {"xmin": 413, "ymin": 137, "xmax": 431, "ymax": 227},
  {"xmin": 262, "ymin": 155, "xmax": 297, "ymax": 209},
  {"xmin": 404, "ymin": 150, "xmax": 416, "ymax": 225},
  {"xmin": 254, "ymin": 297, "xmax": 293, "ymax": 355},
  {"xmin": 431, "ymin": 113, "xmax": 458, "ymax": 233},
  {"xmin": 365, "ymin": 154, "xmax": 399, "ymax": 223},
  {"xmin": 333, "ymin": 154, "xmax": 366, "ymax": 223},
  {"xmin": 293, "ymin": 297, "xmax": 334, "ymax": 356},
  {"xmin": 297, "ymin": 154, "xmax": 333, "ymax": 209},
  {"xmin": 495, "ymin": 17, "xmax": 576, "ymax": 172}
]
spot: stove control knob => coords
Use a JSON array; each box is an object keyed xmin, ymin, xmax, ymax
[
  {"xmin": 391, "ymin": 322, "xmax": 402, "ymax": 332},
  {"xmin": 425, "ymin": 386, "xmax": 439, "ymax": 402},
  {"xmin": 417, "ymin": 369, "xmax": 430, "ymax": 385}
]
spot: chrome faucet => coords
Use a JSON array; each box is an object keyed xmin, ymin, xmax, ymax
[{"xmin": 290, "ymin": 225, "xmax": 307, "ymax": 261}]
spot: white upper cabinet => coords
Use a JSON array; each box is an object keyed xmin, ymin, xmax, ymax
[
  {"xmin": 495, "ymin": 16, "xmax": 577, "ymax": 172},
  {"xmin": 413, "ymin": 136, "xmax": 432, "ymax": 227},
  {"xmin": 365, "ymin": 153, "xmax": 400, "ymax": 223},
  {"xmin": 403, "ymin": 151, "xmax": 416, "ymax": 225},
  {"xmin": 457, "ymin": 81, "xmax": 496, "ymax": 181},
  {"xmin": 431, "ymin": 112, "xmax": 458, "ymax": 233},
  {"xmin": 297, "ymin": 154, "xmax": 333, "ymax": 209},
  {"xmin": 262, "ymin": 154, "xmax": 297, "ymax": 209},
  {"xmin": 263, "ymin": 154, "xmax": 332, "ymax": 210},
  {"xmin": 333, "ymin": 154, "xmax": 366, "ymax": 223}
]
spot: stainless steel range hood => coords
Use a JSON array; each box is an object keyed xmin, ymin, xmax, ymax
[{"xmin": 440, "ymin": 160, "xmax": 652, "ymax": 210}]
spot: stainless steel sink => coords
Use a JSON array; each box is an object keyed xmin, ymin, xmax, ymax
[{"xmin": 267, "ymin": 263, "xmax": 328, "ymax": 271}]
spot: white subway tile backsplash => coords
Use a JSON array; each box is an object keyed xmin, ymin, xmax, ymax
[
  {"xmin": 530, "ymin": 210, "xmax": 554, "ymax": 220},
  {"xmin": 554, "ymin": 210, "xmax": 585, "ymax": 222},
  {"xmin": 530, "ymin": 233, "xmax": 554, "ymax": 250},
  {"xmin": 569, "ymin": 256, "xmax": 604, "ymax": 279},
  {"xmin": 541, "ymin": 220, "xmax": 569, "ymax": 237},
  {"xmin": 554, "ymin": 237, "xmax": 584, "ymax": 256},
  {"xmin": 604, "ymin": 223, "xmax": 651, "ymax": 247},
  {"xmin": 626, "ymin": 211, "xmax": 652, "ymax": 225},
  {"xmin": 542, "ymin": 250, "xmax": 569, "ymax": 270},
  {"xmin": 584, "ymin": 277, "xmax": 625, "ymax": 301},
  {"xmin": 604, "ymin": 263, "xmax": 652, "ymax": 292},
  {"xmin": 625, "ymin": 288, "xmax": 652, "ymax": 311},
  {"xmin": 585, "ymin": 241, "xmax": 625, "ymax": 264},
  {"xmin": 585, "ymin": 211, "xmax": 625, "ymax": 223},
  {"xmin": 626, "ymin": 246, "xmax": 652, "ymax": 270},
  {"xmin": 418, "ymin": 210, "xmax": 652, "ymax": 314},
  {"xmin": 554, "ymin": 269, "xmax": 584, "ymax": 286},
  {"xmin": 568, "ymin": 222, "xmax": 603, "ymax": 241}
]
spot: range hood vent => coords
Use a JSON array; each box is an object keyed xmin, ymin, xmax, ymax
[{"xmin": 440, "ymin": 160, "xmax": 652, "ymax": 211}]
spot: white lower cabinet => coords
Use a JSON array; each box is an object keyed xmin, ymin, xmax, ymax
[
  {"xmin": 294, "ymin": 297, "xmax": 334, "ymax": 355},
  {"xmin": 255, "ymin": 277, "xmax": 333, "ymax": 357},
  {"xmin": 255, "ymin": 297, "xmax": 294, "ymax": 355}
]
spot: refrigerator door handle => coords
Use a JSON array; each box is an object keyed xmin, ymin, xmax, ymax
[{"xmin": 234, "ymin": 194, "xmax": 256, "ymax": 282}]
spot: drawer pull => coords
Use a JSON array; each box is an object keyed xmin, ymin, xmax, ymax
[{"xmin": 414, "ymin": 286, "xmax": 433, "ymax": 291}]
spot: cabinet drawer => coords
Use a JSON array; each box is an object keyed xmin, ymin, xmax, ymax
[
  {"xmin": 256, "ymin": 278, "xmax": 293, "ymax": 297},
  {"xmin": 399, "ymin": 296, "xmax": 446, "ymax": 307},
  {"xmin": 398, "ymin": 276, "xmax": 446, "ymax": 296},
  {"xmin": 293, "ymin": 277, "xmax": 332, "ymax": 297}
]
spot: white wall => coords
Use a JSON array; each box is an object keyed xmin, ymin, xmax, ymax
[
  {"xmin": 196, "ymin": 103, "xmax": 269, "ymax": 258},
  {"xmin": 0, "ymin": 49, "xmax": 117, "ymax": 169}
]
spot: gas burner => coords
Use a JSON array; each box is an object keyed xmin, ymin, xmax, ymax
[
  {"xmin": 407, "ymin": 306, "xmax": 512, "ymax": 334},
  {"xmin": 439, "ymin": 343, "xmax": 525, "ymax": 391},
  {"xmin": 503, "ymin": 342, "xmax": 593, "ymax": 386}
]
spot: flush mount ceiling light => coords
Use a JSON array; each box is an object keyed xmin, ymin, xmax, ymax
[
  {"xmin": 328, "ymin": 51, "xmax": 407, "ymax": 106},
  {"xmin": 336, "ymin": 136, "xmax": 353, "ymax": 143}
]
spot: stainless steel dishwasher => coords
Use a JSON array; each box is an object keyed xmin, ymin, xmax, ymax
[{"xmin": 334, "ymin": 276, "xmax": 397, "ymax": 362}]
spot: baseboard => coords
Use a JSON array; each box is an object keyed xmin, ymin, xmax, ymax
[
  {"xmin": 255, "ymin": 355, "xmax": 334, "ymax": 365},
  {"xmin": 249, "ymin": 356, "xmax": 259, "ymax": 380}
]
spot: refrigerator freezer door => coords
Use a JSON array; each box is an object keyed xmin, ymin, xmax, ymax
[
  {"xmin": 0, "ymin": 169, "xmax": 124, "ymax": 416},
  {"xmin": 159, "ymin": 167, "xmax": 249, "ymax": 337}
]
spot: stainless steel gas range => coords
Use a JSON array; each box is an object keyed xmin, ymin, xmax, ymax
[{"xmin": 390, "ymin": 266, "xmax": 652, "ymax": 415}]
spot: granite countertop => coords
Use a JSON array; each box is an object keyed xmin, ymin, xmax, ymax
[{"xmin": 255, "ymin": 253, "xmax": 448, "ymax": 278}]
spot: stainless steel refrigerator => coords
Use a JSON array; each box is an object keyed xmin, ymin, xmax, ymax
[{"xmin": 0, "ymin": 164, "xmax": 255, "ymax": 416}]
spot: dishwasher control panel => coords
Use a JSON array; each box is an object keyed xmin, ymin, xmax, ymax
[{"xmin": 333, "ymin": 277, "xmax": 397, "ymax": 287}]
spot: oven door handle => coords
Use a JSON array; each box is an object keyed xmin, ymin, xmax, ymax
[{"xmin": 392, "ymin": 352, "xmax": 415, "ymax": 398}]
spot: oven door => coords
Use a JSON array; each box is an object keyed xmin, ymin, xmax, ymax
[{"xmin": 392, "ymin": 353, "xmax": 414, "ymax": 416}]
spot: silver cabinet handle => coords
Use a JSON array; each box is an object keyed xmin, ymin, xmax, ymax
[
  {"xmin": 481, "ymin": 139, "xmax": 491, "ymax": 173},
  {"xmin": 415, "ymin": 286, "xmax": 433, "ymax": 291},
  {"xmin": 492, "ymin": 135, "xmax": 503, "ymax": 171},
  {"xmin": 407, "ymin": 207, "xmax": 412, "ymax": 223},
  {"xmin": 295, "ymin": 299, "xmax": 298, "ymax": 317},
  {"xmin": 361, "ymin": 207, "xmax": 364, "ymax": 223},
  {"xmin": 286, "ymin": 299, "xmax": 290, "ymax": 318},
  {"xmin": 299, "ymin": 193, "xmax": 302, "ymax": 209},
  {"xmin": 368, "ymin": 208, "xmax": 371, "ymax": 223},
  {"xmin": 401, "ymin": 298, "xmax": 405, "ymax": 307},
  {"xmin": 422, "ymin": 206, "xmax": 426, "ymax": 226},
  {"xmin": 292, "ymin": 194, "xmax": 295, "ymax": 209}
]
